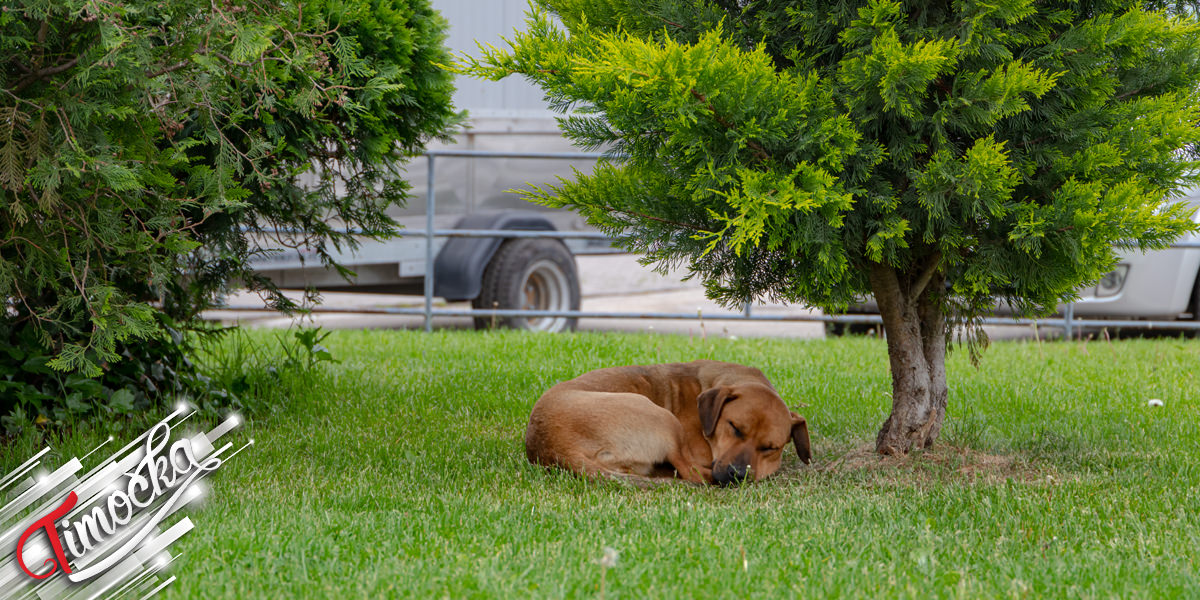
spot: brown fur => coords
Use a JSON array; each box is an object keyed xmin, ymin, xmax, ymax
[{"xmin": 525, "ymin": 360, "xmax": 812, "ymax": 485}]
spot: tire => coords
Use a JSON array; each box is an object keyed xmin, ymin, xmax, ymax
[
  {"xmin": 1190, "ymin": 273, "xmax": 1200, "ymax": 337},
  {"xmin": 1193, "ymin": 273, "xmax": 1200, "ymax": 319},
  {"xmin": 825, "ymin": 321, "xmax": 878, "ymax": 337},
  {"xmin": 472, "ymin": 238, "xmax": 580, "ymax": 332}
]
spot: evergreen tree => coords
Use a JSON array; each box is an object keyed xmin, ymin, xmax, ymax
[
  {"xmin": 464, "ymin": 0, "xmax": 1200, "ymax": 454},
  {"xmin": 1, "ymin": 0, "xmax": 457, "ymax": 380}
]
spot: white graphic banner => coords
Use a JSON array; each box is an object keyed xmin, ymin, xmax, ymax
[{"xmin": 0, "ymin": 403, "xmax": 250, "ymax": 599}]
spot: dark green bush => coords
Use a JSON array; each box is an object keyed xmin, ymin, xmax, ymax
[{"xmin": 1, "ymin": 0, "xmax": 458, "ymax": 430}]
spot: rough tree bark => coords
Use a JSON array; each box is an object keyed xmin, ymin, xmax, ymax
[{"xmin": 868, "ymin": 256, "xmax": 949, "ymax": 455}]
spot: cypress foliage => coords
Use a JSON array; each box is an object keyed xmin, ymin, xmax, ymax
[
  {"xmin": 464, "ymin": 0, "xmax": 1200, "ymax": 453},
  {"xmin": 1, "ymin": 0, "xmax": 457, "ymax": 418}
]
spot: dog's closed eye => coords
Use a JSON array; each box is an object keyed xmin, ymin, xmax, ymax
[{"xmin": 729, "ymin": 422, "xmax": 745, "ymax": 439}]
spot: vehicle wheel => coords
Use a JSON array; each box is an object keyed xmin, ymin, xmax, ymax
[
  {"xmin": 1191, "ymin": 273, "xmax": 1200, "ymax": 336},
  {"xmin": 825, "ymin": 321, "xmax": 878, "ymax": 337},
  {"xmin": 472, "ymin": 238, "xmax": 580, "ymax": 332}
]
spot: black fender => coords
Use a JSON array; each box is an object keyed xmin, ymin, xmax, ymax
[{"xmin": 433, "ymin": 211, "xmax": 558, "ymax": 301}]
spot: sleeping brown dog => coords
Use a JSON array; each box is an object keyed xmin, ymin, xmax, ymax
[{"xmin": 525, "ymin": 360, "xmax": 812, "ymax": 485}]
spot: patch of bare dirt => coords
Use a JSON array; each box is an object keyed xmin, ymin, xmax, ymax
[{"xmin": 788, "ymin": 442, "xmax": 1059, "ymax": 486}]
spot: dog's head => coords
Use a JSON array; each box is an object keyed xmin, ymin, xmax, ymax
[{"xmin": 697, "ymin": 383, "xmax": 811, "ymax": 486}]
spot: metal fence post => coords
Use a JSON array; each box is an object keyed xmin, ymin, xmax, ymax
[
  {"xmin": 424, "ymin": 154, "xmax": 436, "ymax": 333},
  {"xmin": 1063, "ymin": 302, "xmax": 1074, "ymax": 340}
]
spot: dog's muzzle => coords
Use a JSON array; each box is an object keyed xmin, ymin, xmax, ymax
[{"xmin": 712, "ymin": 463, "xmax": 750, "ymax": 486}]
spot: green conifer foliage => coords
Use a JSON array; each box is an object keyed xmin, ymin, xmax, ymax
[
  {"xmin": 464, "ymin": 0, "xmax": 1200, "ymax": 453},
  {"xmin": 1, "ymin": 0, "xmax": 457, "ymax": 381}
]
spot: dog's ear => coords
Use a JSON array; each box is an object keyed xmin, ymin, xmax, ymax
[
  {"xmin": 790, "ymin": 411, "xmax": 812, "ymax": 464},
  {"xmin": 697, "ymin": 387, "xmax": 733, "ymax": 437}
]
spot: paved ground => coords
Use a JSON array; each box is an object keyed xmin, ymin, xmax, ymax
[{"xmin": 204, "ymin": 254, "xmax": 1045, "ymax": 340}]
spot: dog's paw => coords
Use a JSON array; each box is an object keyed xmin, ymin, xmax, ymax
[{"xmin": 680, "ymin": 465, "xmax": 713, "ymax": 485}]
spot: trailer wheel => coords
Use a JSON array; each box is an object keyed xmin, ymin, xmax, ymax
[
  {"xmin": 1191, "ymin": 272, "xmax": 1200, "ymax": 326},
  {"xmin": 825, "ymin": 321, "xmax": 879, "ymax": 337},
  {"xmin": 472, "ymin": 239, "xmax": 580, "ymax": 332}
]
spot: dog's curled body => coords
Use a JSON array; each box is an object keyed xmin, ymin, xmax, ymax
[
  {"xmin": 526, "ymin": 360, "xmax": 811, "ymax": 485},
  {"xmin": 525, "ymin": 390, "xmax": 709, "ymax": 483}
]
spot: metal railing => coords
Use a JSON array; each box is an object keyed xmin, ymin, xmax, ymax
[{"xmin": 235, "ymin": 149, "xmax": 1200, "ymax": 337}]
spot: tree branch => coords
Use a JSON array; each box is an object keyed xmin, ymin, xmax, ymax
[
  {"xmin": 910, "ymin": 251, "xmax": 943, "ymax": 301},
  {"xmin": 688, "ymin": 88, "xmax": 771, "ymax": 162},
  {"xmin": 10, "ymin": 55, "xmax": 80, "ymax": 93},
  {"xmin": 1114, "ymin": 86, "xmax": 1149, "ymax": 102},
  {"xmin": 611, "ymin": 207, "xmax": 707, "ymax": 232},
  {"xmin": 656, "ymin": 15, "xmax": 683, "ymax": 29},
  {"xmin": 145, "ymin": 46, "xmax": 256, "ymax": 79},
  {"xmin": 146, "ymin": 59, "xmax": 191, "ymax": 79},
  {"xmin": 868, "ymin": 262, "xmax": 907, "ymax": 340},
  {"xmin": 1015, "ymin": 134, "xmax": 1052, "ymax": 148}
]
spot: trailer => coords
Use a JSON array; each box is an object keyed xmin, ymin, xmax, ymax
[{"xmin": 249, "ymin": 0, "xmax": 606, "ymax": 333}]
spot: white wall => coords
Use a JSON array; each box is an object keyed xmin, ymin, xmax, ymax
[{"xmin": 433, "ymin": 0, "xmax": 555, "ymax": 118}]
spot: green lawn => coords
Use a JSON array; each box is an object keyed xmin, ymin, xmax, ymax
[{"xmin": 5, "ymin": 330, "xmax": 1199, "ymax": 598}]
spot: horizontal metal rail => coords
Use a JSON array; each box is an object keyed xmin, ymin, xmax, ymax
[
  {"xmin": 407, "ymin": 229, "xmax": 615, "ymax": 240},
  {"xmin": 214, "ymin": 304, "xmax": 1200, "ymax": 330},
  {"xmin": 425, "ymin": 149, "xmax": 611, "ymax": 160},
  {"xmin": 405, "ymin": 230, "xmax": 1200, "ymax": 248},
  {"xmin": 981, "ymin": 316, "xmax": 1200, "ymax": 330},
  {"xmin": 218, "ymin": 305, "xmax": 878, "ymax": 323},
  {"xmin": 255, "ymin": 226, "xmax": 1200, "ymax": 249}
]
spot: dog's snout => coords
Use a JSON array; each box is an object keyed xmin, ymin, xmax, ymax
[{"xmin": 712, "ymin": 462, "xmax": 749, "ymax": 486}]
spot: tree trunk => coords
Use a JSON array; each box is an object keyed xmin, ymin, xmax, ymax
[{"xmin": 868, "ymin": 260, "xmax": 949, "ymax": 455}]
